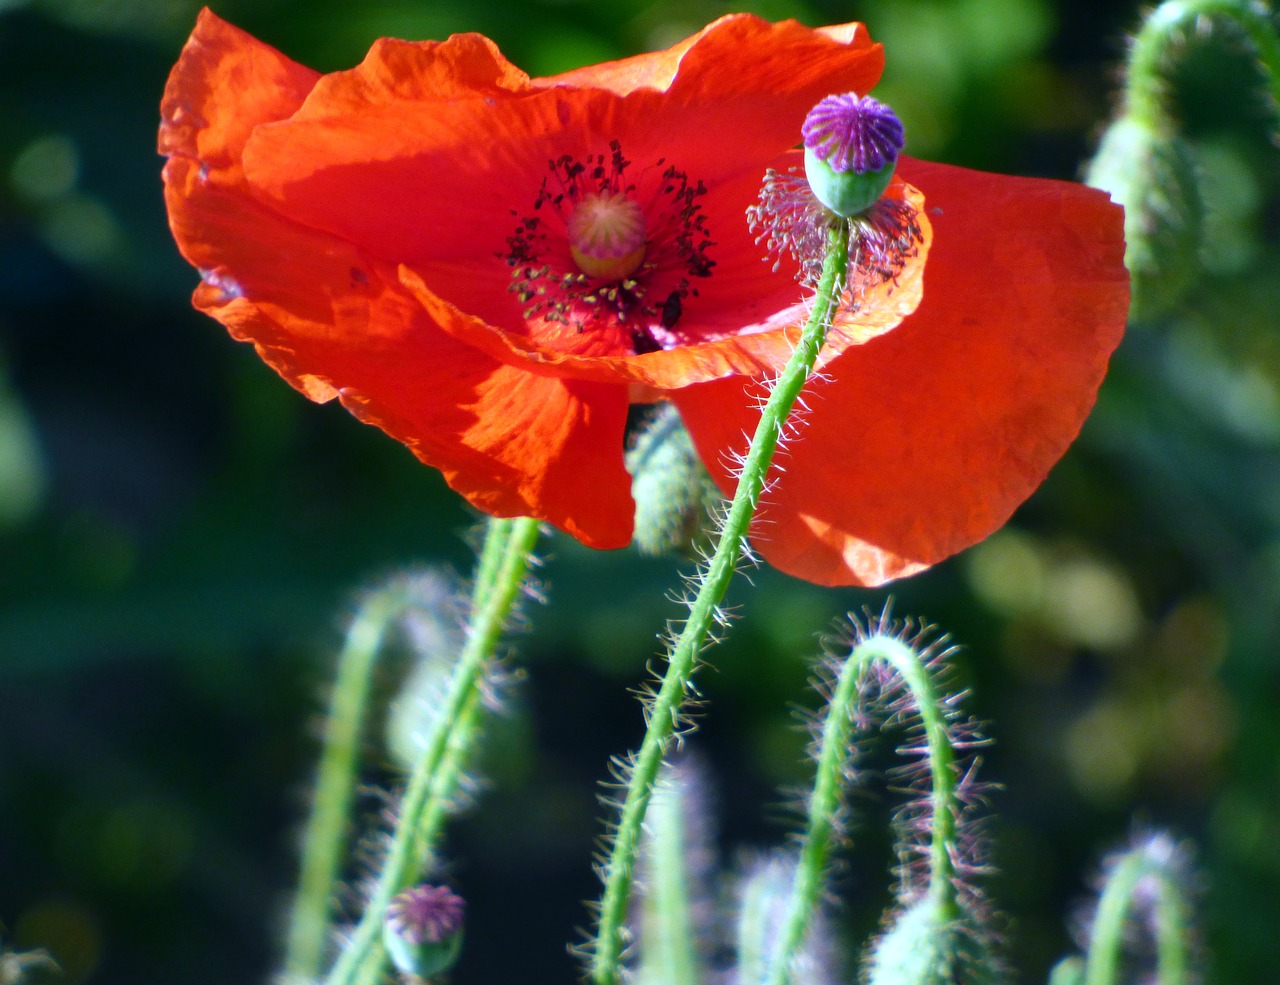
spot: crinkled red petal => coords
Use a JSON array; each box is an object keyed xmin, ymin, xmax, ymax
[
  {"xmin": 676, "ymin": 157, "xmax": 1130, "ymax": 586},
  {"xmin": 234, "ymin": 17, "xmax": 885, "ymax": 381},
  {"xmin": 160, "ymin": 9, "xmax": 634, "ymax": 548}
]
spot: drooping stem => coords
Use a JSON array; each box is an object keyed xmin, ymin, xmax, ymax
[
  {"xmin": 1124, "ymin": 0, "xmax": 1280, "ymax": 131},
  {"xmin": 590, "ymin": 220, "xmax": 851, "ymax": 985},
  {"xmin": 283, "ymin": 584, "xmax": 412, "ymax": 982},
  {"xmin": 766, "ymin": 631, "xmax": 959, "ymax": 985},
  {"xmin": 326, "ymin": 515, "xmax": 542, "ymax": 985},
  {"xmin": 1084, "ymin": 836, "xmax": 1192, "ymax": 985}
]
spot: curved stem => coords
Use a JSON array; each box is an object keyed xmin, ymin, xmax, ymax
[
  {"xmin": 1084, "ymin": 838, "xmax": 1191, "ymax": 985},
  {"xmin": 326, "ymin": 515, "xmax": 542, "ymax": 985},
  {"xmin": 766, "ymin": 632, "xmax": 958, "ymax": 985},
  {"xmin": 590, "ymin": 220, "xmax": 851, "ymax": 985},
  {"xmin": 1125, "ymin": 0, "xmax": 1280, "ymax": 130}
]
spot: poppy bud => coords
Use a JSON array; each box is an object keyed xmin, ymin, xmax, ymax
[
  {"xmin": 864, "ymin": 897, "xmax": 997, "ymax": 985},
  {"xmin": 383, "ymin": 883, "xmax": 465, "ymax": 979},
  {"xmin": 1086, "ymin": 115, "xmax": 1202, "ymax": 321},
  {"xmin": 626, "ymin": 403, "xmax": 722, "ymax": 557},
  {"xmin": 802, "ymin": 93, "xmax": 905, "ymax": 218}
]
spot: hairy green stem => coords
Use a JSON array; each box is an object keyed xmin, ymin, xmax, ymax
[
  {"xmin": 590, "ymin": 220, "xmax": 851, "ymax": 985},
  {"xmin": 326, "ymin": 515, "xmax": 542, "ymax": 985},
  {"xmin": 1125, "ymin": 0, "xmax": 1280, "ymax": 130},
  {"xmin": 1085, "ymin": 840, "xmax": 1191, "ymax": 985},
  {"xmin": 283, "ymin": 586, "xmax": 408, "ymax": 982},
  {"xmin": 639, "ymin": 770, "xmax": 702, "ymax": 985},
  {"xmin": 766, "ymin": 633, "xmax": 958, "ymax": 985}
]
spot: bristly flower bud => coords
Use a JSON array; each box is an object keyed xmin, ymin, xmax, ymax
[
  {"xmin": 865, "ymin": 897, "xmax": 997, "ymax": 985},
  {"xmin": 626, "ymin": 402, "xmax": 722, "ymax": 558},
  {"xmin": 384, "ymin": 883, "xmax": 465, "ymax": 979},
  {"xmin": 1086, "ymin": 114, "xmax": 1202, "ymax": 321},
  {"xmin": 802, "ymin": 93, "xmax": 905, "ymax": 218}
]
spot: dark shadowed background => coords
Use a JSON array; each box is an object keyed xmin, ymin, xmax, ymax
[{"xmin": 2, "ymin": 0, "xmax": 1278, "ymax": 982}]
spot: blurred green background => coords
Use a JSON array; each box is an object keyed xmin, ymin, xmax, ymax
[{"xmin": 1, "ymin": 0, "xmax": 1278, "ymax": 982}]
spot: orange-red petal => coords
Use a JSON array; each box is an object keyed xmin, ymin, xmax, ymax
[
  {"xmin": 675, "ymin": 157, "xmax": 1129, "ymax": 587},
  {"xmin": 160, "ymin": 10, "xmax": 635, "ymax": 547},
  {"xmin": 233, "ymin": 16, "xmax": 885, "ymax": 381},
  {"xmin": 158, "ymin": 8, "xmax": 320, "ymax": 171},
  {"xmin": 397, "ymin": 167, "xmax": 930, "ymax": 390}
]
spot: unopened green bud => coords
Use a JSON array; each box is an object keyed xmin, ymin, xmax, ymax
[
  {"xmin": 384, "ymin": 884, "xmax": 465, "ymax": 979},
  {"xmin": 626, "ymin": 403, "xmax": 721, "ymax": 557},
  {"xmin": 1086, "ymin": 115, "xmax": 1202, "ymax": 321},
  {"xmin": 865, "ymin": 898, "xmax": 996, "ymax": 985}
]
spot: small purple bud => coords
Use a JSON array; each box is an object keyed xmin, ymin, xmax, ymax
[
  {"xmin": 802, "ymin": 94, "xmax": 905, "ymax": 175},
  {"xmin": 384, "ymin": 884, "xmax": 465, "ymax": 978}
]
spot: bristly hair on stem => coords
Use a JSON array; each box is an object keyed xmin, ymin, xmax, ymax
[
  {"xmin": 323, "ymin": 517, "xmax": 543, "ymax": 985},
  {"xmin": 763, "ymin": 603, "xmax": 1002, "ymax": 985},
  {"xmin": 1063, "ymin": 830, "xmax": 1201, "ymax": 985},
  {"xmin": 584, "ymin": 221, "xmax": 852, "ymax": 985}
]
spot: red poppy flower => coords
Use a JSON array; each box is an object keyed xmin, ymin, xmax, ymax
[{"xmin": 160, "ymin": 9, "xmax": 1128, "ymax": 587}]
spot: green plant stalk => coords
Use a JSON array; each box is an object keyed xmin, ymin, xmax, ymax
[
  {"xmin": 1084, "ymin": 846, "xmax": 1190, "ymax": 985},
  {"xmin": 765, "ymin": 634, "xmax": 958, "ymax": 985},
  {"xmin": 283, "ymin": 587, "xmax": 406, "ymax": 982},
  {"xmin": 472, "ymin": 516, "xmax": 516, "ymax": 606},
  {"xmin": 736, "ymin": 866, "xmax": 776, "ymax": 985},
  {"xmin": 640, "ymin": 773, "xmax": 702, "ymax": 985},
  {"xmin": 891, "ymin": 640, "xmax": 959, "ymax": 911},
  {"xmin": 590, "ymin": 219, "xmax": 851, "ymax": 985},
  {"xmin": 1125, "ymin": 0, "xmax": 1280, "ymax": 130},
  {"xmin": 326, "ymin": 515, "xmax": 542, "ymax": 985},
  {"xmin": 1154, "ymin": 874, "xmax": 1190, "ymax": 985}
]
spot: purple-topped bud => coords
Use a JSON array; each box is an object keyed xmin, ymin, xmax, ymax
[
  {"xmin": 803, "ymin": 94, "xmax": 904, "ymax": 174},
  {"xmin": 384, "ymin": 883, "xmax": 465, "ymax": 978},
  {"xmin": 802, "ymin": 93, "xmax": 904, "ymax": 218}
]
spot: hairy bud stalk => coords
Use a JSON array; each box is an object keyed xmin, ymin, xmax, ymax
[
  {"xmin": 1075, "ymin": 832, "xmax": 1200, "ymax": 985},
  {"xmin": 633, "ymin": 759, "xmax": 718, "ymax": 985},
  {"xmin": 1087, "ymin": 0, "xmax": 1280, "ymax": 320},
  {"xmin": 763, "ymin": 606, "xmax": 1000, "ymax": 985},
  {"xmin": 284, "ymin": 572, "xmax": 463, "ymax": 984}
]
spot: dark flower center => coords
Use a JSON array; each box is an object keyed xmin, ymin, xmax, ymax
[{"xmin": 503, "ymin": 141, "xmax": 715, "ymax": 355}]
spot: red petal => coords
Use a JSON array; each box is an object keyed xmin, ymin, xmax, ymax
[
  {"xmin": 677, "ymin": 158, "xmax": 1129, "ymax": 587},
  {"xmin": 235, "ymin": 18, "xmax": 884, "ymax": 374},
  {"xmin": 541, "ymin": 18, "xmax": 876, "ymax": 96},
  {"xmin": 160, "ymin": 11, "xmax": 634, "ymax": 548},
  {"xmin": 159, "ymin": 8, "xmax": 319, "ymax": 168},
  {"xmin": 398, "ymin": 167, "xmax": 929, "ymax": 390}
]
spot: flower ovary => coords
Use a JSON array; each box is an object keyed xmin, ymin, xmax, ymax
[{"xmin": 568, "ymin": 190, "xmax": 647, "ymax": 280}]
